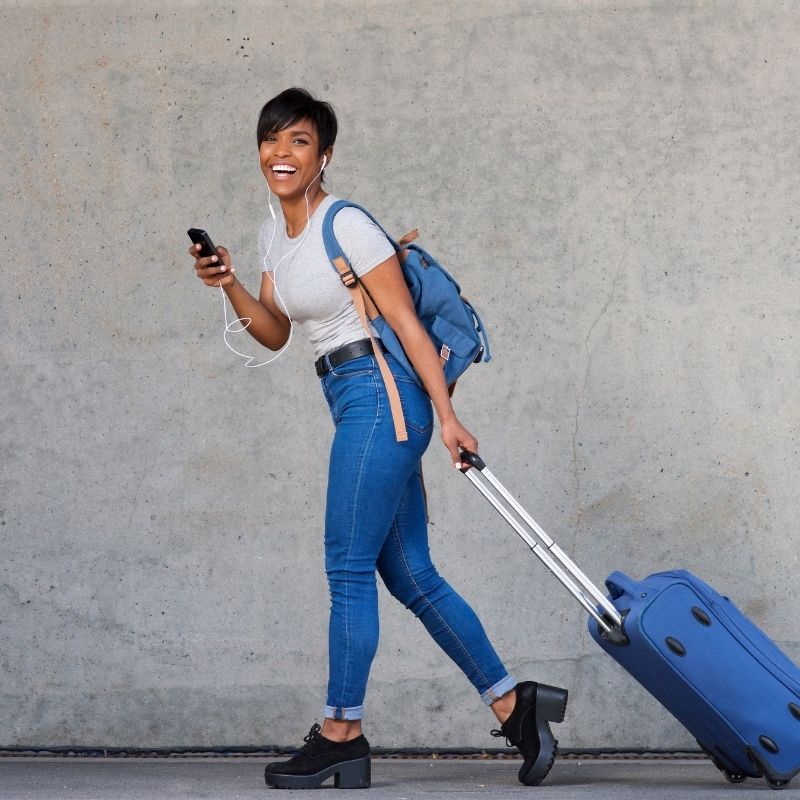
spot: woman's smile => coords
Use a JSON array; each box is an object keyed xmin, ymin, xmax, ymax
[{"xmin": 270, "ymin": 163, "xmax": 299, "ymax": 181}]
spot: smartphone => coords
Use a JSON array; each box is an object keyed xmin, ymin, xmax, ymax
[{"xmin": 187, "ymin": 228, "xmax": 221, "ymax": 261}]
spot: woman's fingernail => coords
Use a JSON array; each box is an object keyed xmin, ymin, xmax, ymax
[
  {"xmin": 453, "ymin": 462, "xmax": 463, "ymax": 470},
  {"xmin": 220, "ymin": 265, "xmax": 226, "ymax": 271}
]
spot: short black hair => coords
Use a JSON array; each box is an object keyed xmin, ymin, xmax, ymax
[{"xmin": 256, "ymin": 87, "xmax": 337, "ymax": 153}]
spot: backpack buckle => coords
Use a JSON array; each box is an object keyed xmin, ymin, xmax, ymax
[
  {"xmin": 339, "ymin": 268, "xmax": 358, "ymax": 287},
  {"xmin": 332, "ymin": 256, "xmax": 359, "ymax": 287}
]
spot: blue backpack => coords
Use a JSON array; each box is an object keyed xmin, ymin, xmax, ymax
[{"xmin": 321, "ymin": 201, "xmax": 491, "ymax": 440}]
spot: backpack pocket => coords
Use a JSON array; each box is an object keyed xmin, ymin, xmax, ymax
[{"xmin": 431, "ymin": 315, "xmax": 479, "ymax": 359}]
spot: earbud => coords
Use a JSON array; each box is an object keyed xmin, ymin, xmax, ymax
[{"xmin": 322, "ymin": 155, "xmax": 327, "ymax": 169}]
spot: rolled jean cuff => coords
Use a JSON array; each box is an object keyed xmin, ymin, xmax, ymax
[
  {"xmin": 325, "ymin": 704, "xmax": 364, "ymax": 721},
  {"xmin": 480, "ymin": 673, "xmax": 517, "ymax": 706}
]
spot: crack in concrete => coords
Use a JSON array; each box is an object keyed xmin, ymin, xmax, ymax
[
  {"xmin": 571, "ymin": 20, "xmax": 696, "ymax": 539},
  {"xmin": 571, "ymin": 230, "xmax": 629, "ymax": 534}
]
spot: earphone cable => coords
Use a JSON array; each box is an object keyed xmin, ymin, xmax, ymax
[{"xmin": 218, "ymin": 157, "xmax": 326, "ymax": 368}]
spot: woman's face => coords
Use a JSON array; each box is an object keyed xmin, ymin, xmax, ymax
[{"xmin": 259, "ymin": 118, "xmax": 331, "ymax": 200}]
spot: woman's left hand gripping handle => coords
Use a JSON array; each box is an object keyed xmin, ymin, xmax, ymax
[
  {"xmin": 457, "ymin": 450, "xmax": 486, "ymax": 472},
  {"xmin": 441, "ymin": 416, "xmax": 478, "ymax": 471}
]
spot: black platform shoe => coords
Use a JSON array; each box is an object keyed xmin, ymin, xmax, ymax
[
  {"xmin": 491, "ymin": 681, "xmax": 568, "ymax": 786},
  {"xmin": 264, "ymin": 723, "xmax": 371, "ymax": 789}
]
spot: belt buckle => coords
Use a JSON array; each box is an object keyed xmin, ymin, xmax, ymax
[{"xmin": 315, "ymin": 353, "xmax": 332, "ymax": 377}]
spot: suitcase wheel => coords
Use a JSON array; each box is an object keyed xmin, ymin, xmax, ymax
[
  {"xmin": 723, "ymin": 770, "xmax": 747, "ymax": 784},
  {"xmin": 746, "ymin": 747, "xmax": 795, "ymax": 791},
  {"xmin": 698, "ymin": 740, "xmax": 754, "ymax": 786},
  {"xmin": 766, "ymin": 778, "xmax": 790, "ymax": 791}
]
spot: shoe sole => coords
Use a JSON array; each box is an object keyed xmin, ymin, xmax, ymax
[
  {"xmin": 265, "ymin": 756, "xmax": 371, "ymax": 789},
  {"xmin": 518, "ymin": 683, "xmax": 568, "ymax": 786}
]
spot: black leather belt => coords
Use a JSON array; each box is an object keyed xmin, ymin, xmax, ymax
[{"xmin": 315, "ymin": 338, "xmax": 383, "ymax": 377}]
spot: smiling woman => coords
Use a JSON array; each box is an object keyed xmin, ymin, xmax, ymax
[{"xmin": 189, "ymin": 87, "xmax": 568, "ymax": 790}]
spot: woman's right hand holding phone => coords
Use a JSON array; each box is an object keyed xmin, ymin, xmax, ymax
[{"xmin": 190, "ymin": 243, "xmax": 236, "ymax": 289}]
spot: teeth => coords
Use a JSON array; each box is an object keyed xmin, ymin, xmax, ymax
[{"xmin": 272, "ymin": 165, "xmax": 297, "ymax": 173}]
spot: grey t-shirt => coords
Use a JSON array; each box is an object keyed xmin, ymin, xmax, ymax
[{"xmin": 258, "ymin": 194, "xmax": 395, "ymax": 359}]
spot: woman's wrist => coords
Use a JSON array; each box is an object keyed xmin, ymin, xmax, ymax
[
  {"xmin": 436, "ymin": 407, "xmax": 458, "ymax": 426},
  {"xmin": 223, "ymin": 273, "xmax": 241, "ymax": 294}
]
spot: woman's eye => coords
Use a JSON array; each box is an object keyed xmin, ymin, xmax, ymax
[{"xmin": 293, "ymin": 138, "xmax": 309, "ymax": 145}]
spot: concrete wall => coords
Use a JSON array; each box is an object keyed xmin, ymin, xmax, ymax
[{"xmin": 2, "ymin": 0, "xmax": 798, "ymax": 750}]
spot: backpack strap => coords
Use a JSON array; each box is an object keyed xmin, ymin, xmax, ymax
[
  {"xmin": 324, "ymin": 201, "xmax": 409, "ymax": 443},
  {"xmin": 398, "ymin": 229, "xmax": 419, "ymax": 246},
  {"xmin": 397, "ymin": 229, "xmax": 418, "ymax": 260},
  {"xmin": 462, "ymin": 297, "xmax": 492, "ymax": 363},
  {"xmin": 322, "ymin": 200, "xmax": 400, "ymax": 259}
]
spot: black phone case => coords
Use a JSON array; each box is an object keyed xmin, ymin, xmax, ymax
[{"xmin": 187, "ymin": 228, "xmax": 220, "ymax": 259}]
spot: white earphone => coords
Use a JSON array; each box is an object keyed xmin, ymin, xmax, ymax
[{"xmin": 218, "ymin": 150, "xmax": 329, "ymax": 368}]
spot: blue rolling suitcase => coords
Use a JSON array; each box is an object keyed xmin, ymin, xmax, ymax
[{"xmin": 459, "ymin": 451, "xmax": 800, "ymax": 789}]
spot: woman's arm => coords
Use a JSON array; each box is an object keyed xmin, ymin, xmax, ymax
[
  {"xmin": 359, "ymin": 254, "xmax": 478, "ymax": 467},
  {"xmin": 190, "ymin": 244, "xmax": 291, "ymax": 351}
]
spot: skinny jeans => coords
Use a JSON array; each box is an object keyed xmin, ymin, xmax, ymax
[{"xmin": 320, "ymin": 351, "xmax": 515, "ymax": 720}]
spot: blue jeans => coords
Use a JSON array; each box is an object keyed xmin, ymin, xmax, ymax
[{"xmin": 320, "ymin": 351, "xmax": 515, "ymax": 721}]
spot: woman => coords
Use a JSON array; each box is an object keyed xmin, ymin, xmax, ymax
[{"xmin": 190, "ymin": 88, "xmax": 568, "ymax": 790}]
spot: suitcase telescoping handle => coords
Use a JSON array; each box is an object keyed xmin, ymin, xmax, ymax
[{"xmin": 459, "ymin": 450, "xmax": 624, "ymax": 638}]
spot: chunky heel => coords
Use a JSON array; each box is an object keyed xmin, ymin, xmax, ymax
[
  {"xmin": 334, "ymin": 756, "xmax": 371, "ymax": 789},
  {"xmin": 517, "ymin": 683, "xmax": 569, "ymax": 786},
  {"xmin": 264, "ymin": 723, "xmax": 371, "ymax": 790},
  {"xmin": 536, "ymin": 683, "xmax": 569, "ymax": 724},
  {"xmin": 489, "ymin": 681, "xmax": 569, "ymax": 786}
]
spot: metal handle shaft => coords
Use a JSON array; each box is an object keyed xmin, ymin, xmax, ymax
[{"xmin": 460, "ymin": 451, "xmax": 622, "ymax": 631}]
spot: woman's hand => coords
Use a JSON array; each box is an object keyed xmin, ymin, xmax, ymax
[
  {"xmin": 440, "ymin": 416, "xmax": 478, "ymax": 470},
  {"xmin": 190, "ymin": 243, "xmax": 236, "ymax": 289}
]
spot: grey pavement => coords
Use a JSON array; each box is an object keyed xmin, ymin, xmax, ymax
[{"xmin": 0, "ymin": 757, "xmax": 797, "ymax": 800}]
